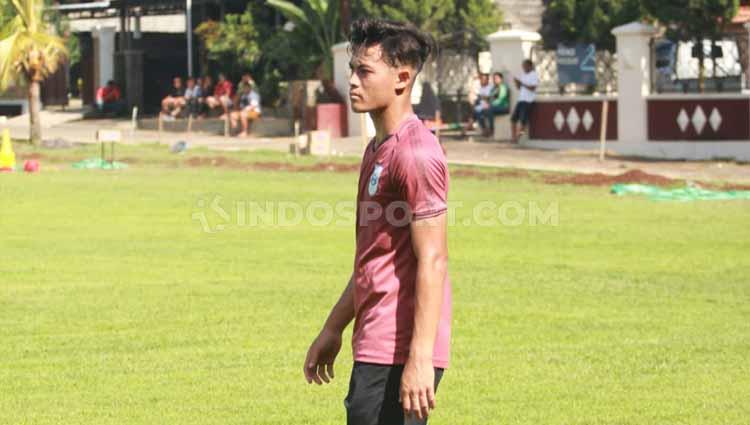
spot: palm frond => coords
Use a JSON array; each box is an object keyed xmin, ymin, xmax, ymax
[
  {"xmin": 266, "ymin": 0, "xmax": 309, "ymax": 26},
  {"xmin": 0, "ymin": 32, "xmax": 22, "ymax": 90},
  {"xmin": 0, "ymin": 0, "xmax": 68, "ymax": 88}
]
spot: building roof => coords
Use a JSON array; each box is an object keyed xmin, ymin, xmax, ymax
[
  {"xmin": 68, "ymin": 14, "xmax": 186, "ymax": 33},
  {"xmin": 53, "ymin": 0, "xmax": 220, "ymax": 18}
]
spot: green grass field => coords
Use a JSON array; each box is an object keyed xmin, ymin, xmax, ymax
[{"xmin": 1, "ymin": 143, "xmax": 749, "ymax": 424}]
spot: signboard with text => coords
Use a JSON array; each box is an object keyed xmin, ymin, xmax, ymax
[{"xmin": 557, "ymin": 43, "xmax": 597, "ymax": 86}]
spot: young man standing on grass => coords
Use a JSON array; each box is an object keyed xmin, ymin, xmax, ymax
[{"xmin": 303, "ymin": 19, "xmax": 452, "ymax": 425}]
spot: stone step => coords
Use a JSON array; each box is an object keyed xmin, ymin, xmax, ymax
[{"xmin": 137, "ymin": 116, "xmax": 293, "ymax": 137}]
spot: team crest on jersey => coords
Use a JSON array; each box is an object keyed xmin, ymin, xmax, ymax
[{"xmin": 368, "ymin": 164, "xmax": 384, "ymax": 196}]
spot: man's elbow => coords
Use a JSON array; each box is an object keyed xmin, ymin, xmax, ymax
[{"xmin": 420, "ymin": 251, "xmax": 448, "ymax": 276}]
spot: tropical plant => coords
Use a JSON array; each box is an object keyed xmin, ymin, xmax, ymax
[
  {"xmin": 266, "ymin": 0, "xmax": 342, "ymax": 79},
  {"xmin": 194, "ymin": 8, "xmax": 260, "ymax": 73},
  {"xmin": 356, "ymin": 0, "xmax": 503, "ymax": 49},
  {"xmin": 0, "ymin": 0, "xmax": 67, "ymax": 146}
]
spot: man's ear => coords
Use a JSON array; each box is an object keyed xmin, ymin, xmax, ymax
[{"xmin": 395, "ymin": 67, "xmax": 412, "ymax": 93}]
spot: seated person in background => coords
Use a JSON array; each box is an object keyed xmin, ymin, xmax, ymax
[
  {"xmin": 197, "ymin": 75, "xmax": 213, "ymax": 117},
  {"xmin": 205, "ymin": 73, "xmax": 233, "ymax": 118},
  {"xmin": 233, "ymin": 72, "xmax": 254, "ymax": 105},
  {"xmin": 161, "ymin": 76, "xmax": 184, "ymax": 120},
  {"xmin": 179, "ymin": 77, "xmax": 202, "ymax": 117},
  {"xmin": 230, "ymin": 79, "xmax": 261, "ymax": 137},
  {"xmin": 482, "ymin": 72, "xmax": 510, "ymax": 136},
  {"xmin": 473, "ymin": 73, "xmax": 495, "ymax": 137},
  {"xmin": 96, "ymin": 80, "xmax": 126, "ymax": 115}
]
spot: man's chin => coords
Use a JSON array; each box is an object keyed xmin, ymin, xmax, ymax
[{"xmin": 350, "ymin": 104, "xmax": 370, "ymax": 113}]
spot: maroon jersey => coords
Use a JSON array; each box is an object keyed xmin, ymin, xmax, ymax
[{"xmin": 352, "ymin": 114, "xmax": 452, "ymax": 369}]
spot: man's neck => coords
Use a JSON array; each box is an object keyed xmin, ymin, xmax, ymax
[{"xmin": 370, "ymin": 99, "xmax": 415, "ymax": 147}]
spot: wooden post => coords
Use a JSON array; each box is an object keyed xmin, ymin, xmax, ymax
[
  {"xmin": 599, "ymin": 100, "xmax": 610, "ymax": 162},
  {"xmin": 224, "ymin": 114, "xmax": 230, "ymax": 138},
  {"xmin": 130, "ymin": 106, "xmax": 138, "ymax": 144},
  {"xmin": 97, "ymin": 130, "xmax": 122, "ymax": 165},
  {"xmin": 157, "ymin": 113, "xmax": 163, "ymax": 144},
  {"xmin": 187, "ymin": 114, "xmax": 194, "ymax": 136}
]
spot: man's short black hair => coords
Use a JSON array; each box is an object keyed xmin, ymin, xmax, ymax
[
  {"xmin": 523, "ymin": 59, "xmax": 534, "ymax": 67},
  {"xmin": 349, "ymin": 18, "xmax": 436, "ymax": 74}
]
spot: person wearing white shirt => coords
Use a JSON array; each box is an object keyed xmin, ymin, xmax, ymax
[
  {"xmin": 472, "ymin": 73, "xmax": 495, "ymax": 136},
  {"xmin": 511, "ymin": 60, "xmax": 539, "ymax": 143},
  {"xmin": 230, "ymin": 79, "xmax": 262, "ymax": 138}
]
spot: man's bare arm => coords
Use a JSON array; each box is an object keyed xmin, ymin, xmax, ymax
[
  {"xmin": 304, "ymin": 274, "xmax": 355, "ymax": 385},
  {"xmin": 401, "ymin": 213, "xmax": 448, "ymax": 420},
  {"xmin": 323, "ymin": 274, "xmax": 355, "ymax": 334}
]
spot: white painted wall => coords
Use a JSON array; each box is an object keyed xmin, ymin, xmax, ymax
[{"xmin": 612, "ymin": 22, "xmax": 657, "ymax": 146}]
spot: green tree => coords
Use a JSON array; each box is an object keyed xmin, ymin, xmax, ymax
[
  {"xmin": 266, "ymin": 0, "xmax": 342, "ymax": 79},
  {"xmin": 541, "ymin": 0, "xmax": 644, "ymax": 51},
  {"xmin": 195, "ymin": 8, "xmax": 260, "ymax": 73},
  {"xmin": 356, "ymin": 0, "xmax": 503, "ymax": 39},
  {"xmin": 641, "ymin": 0, "xmax": 739, "ymax": 90},
  {"xmin": 0, "ymin": 0, "xmax": 67, "ymax": 146},
  {"xmin": 357, "ymin": 0, "xmax": 454, "ymax": 34}
]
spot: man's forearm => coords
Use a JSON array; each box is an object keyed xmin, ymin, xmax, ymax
[
  {"xmin": 323, "ymin": 274, "xmax": 355, "ymax": 334},
  {"xmin": 408, "ymin": 256, "xmax": 447, "ymax": 362}
]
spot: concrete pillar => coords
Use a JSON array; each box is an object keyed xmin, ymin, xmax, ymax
[
  {"xmin": 486, "ymin": 30, "xmax": 540, "ymax": 140},
  {"xmin": 612, "ymin": 22, "xmax": 657, "ymax": 144},
  {"xmin": 92, "ymin": 26, "xmax": 116, "ymax": 89},
  {"xmin": 332, "ymin": 42, "xmax": 375, "ymax": 139}
]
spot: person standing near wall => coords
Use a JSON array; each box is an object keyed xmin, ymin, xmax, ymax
[{"xmin": 511, "ymin": 59, "xmax": 539, "ymax": 143}]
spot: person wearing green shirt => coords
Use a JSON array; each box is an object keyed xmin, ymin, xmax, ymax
[{"xmin": 483, "ymin": 72, "xmax": 510, "ymax": 136}]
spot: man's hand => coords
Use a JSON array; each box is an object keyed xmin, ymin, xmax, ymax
[
  {"xmin": 303, "ymin": 328, "xmax": 342, "ymax": 385},
  {"xmin": 400, "ymin": 358, "xmax": 436, "ymax": 421}
]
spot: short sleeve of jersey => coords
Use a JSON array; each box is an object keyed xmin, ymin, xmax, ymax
[{"xmin": 390, "ymin": 129, "xmax": 449, "ymax": 221}]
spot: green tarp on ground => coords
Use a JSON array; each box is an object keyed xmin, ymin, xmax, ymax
[
  {"xmin": 72, "ymin": 158, "xmax": 128, "ymax": 170},
  {"xmin": 611, "ymin": 184, "xmax": 750, "ymax": 201}
]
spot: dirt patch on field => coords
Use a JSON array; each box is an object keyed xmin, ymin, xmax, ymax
[
  {"xmin": 545, "ymin": 169, "xmax": 680, "ymax": 187},
  {"xmin": 451, "ymin": 167, "xmax": 533, "ymax": 180},
  {"xmin": 251, "ymin": 161, "xmax": 360, "ymax": 173},
  {"xmin": 185, "ymin": 156, "xmax": 243, "ymax": 168},
  {"xmin": 18, "ymin": 152, "xmax": 45, "ymax": 161},
  {"xmin": 184, "ymin": 156, "xmax": 360, "ymax": 173},
  {"xmin": 702, "ymin": 181, "xmax": 750, "ymax": 191}
]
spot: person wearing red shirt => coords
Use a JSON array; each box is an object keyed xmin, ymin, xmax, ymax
[
  {"xmin": 303, "ymin": 19, "xmax": 451, "ymax": 425},
  {"xmin": 95, "ymin": 80, "xmax": 125, "ymax": 115},
  {"xmin": 205, "ymin": 73, "xmax": 233, "ymax": 118}
]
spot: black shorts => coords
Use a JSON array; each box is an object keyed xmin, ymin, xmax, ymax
[
  {"xmin": 345, "ymin": 362, "xmax": 445, "ymax": 425},
  {"xmin": 511, "ymin": 101, "xmax": 534, "ymax": 126}
]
